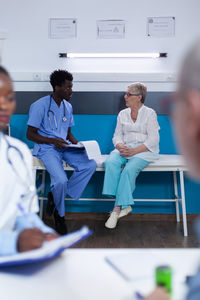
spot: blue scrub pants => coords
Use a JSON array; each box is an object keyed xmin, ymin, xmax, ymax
[
  {"xmin": 102, "ymin": 152, "xmax": 149, "ymax": 208},
  {"xmin": 37, "ymin": 147, "xmax": 97, "ymax": 217}
]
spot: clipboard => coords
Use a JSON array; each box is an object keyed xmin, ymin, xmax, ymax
[
  {"xmin": 63, "ymin": 142, "xmax": 85, "ymax": 150},
  {"xmin": 0, "ymin": 226, "xmax": 92, "ymax": 267}
]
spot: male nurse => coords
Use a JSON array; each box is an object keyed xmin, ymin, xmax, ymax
[{"xmin": 27, "ymin": 70, "xmax": 97, "ymax": 235}]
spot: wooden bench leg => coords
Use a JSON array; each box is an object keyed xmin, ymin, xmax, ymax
[
  {"xmin": 179, "ymin": 170, "xmax": 188, "ymax": 236},
  {"xmin": 173, "ymin": 171, "xmax": 180, "ymax": 222}
]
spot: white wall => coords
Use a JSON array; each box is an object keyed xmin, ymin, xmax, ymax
[{"xmin": 0, "ymin": 0, "xmax": 200, "ymax": 90}]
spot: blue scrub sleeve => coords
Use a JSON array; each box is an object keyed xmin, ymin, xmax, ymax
[
  {"xmin": 15, "ymin": 213, "xmax": 55, "ymax": 234},
  {"xmin": 27, "ymin": 102, "xmax": 45, "ymax": 129},
  {"xmin": 69, "ymin": 106, "xmax": 75, "ymax": 127},
  {"xmin": 0, "ymin": 231, "xmax": 18, "ymax": 256}
]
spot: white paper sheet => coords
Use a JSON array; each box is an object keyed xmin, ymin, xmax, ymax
[
  {"xmin": 80, "ymin": 140, "xmax": 102, "ymax": 163},
  {"xmin": 105, "ymin": 251, "xmax": 168, "ymax": 281}
]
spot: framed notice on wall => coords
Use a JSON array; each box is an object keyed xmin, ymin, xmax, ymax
[
  {"xmin": 147, "ymin": 17, "xmax": 175, "ymax": 37},
  {"xmin": 49, "ymin": 18, "xmax": 77, "ymax": 39},
  {"xmin": 97, "ymin": 20, "xmax": 125, "ymax": 39}
]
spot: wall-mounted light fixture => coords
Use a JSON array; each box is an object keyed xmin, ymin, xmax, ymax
[{"xmin": 59, "ymin": 52, "xmax": 167, "ymax": 58}]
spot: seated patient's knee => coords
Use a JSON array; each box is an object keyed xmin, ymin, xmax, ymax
[
  {"xmin": 78, "ymin": 159, "xmax": 97, "ymax": 171},
  {"xmin": 123, "ymin": 163, "xmax": 141, "ymax": 176},
  {"xmin": 88, "ymin": 159, "xmax": 97, "ymax": 170},
  {"xmin": 56, "ymin": 177, "xmax": 68, "ymax": 187},
  {"xmin": 104, "ymin": 158, "xmax": 120, "ymax": 168}
]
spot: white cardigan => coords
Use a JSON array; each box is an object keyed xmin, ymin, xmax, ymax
[{"xmin": 112, "ymin": 105, "xmax": 160, "ymax": 160}]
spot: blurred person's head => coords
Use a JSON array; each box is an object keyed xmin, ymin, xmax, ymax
[
  {"xmin": 175, "ymin": 39, "xmax": 200, "ymax": 179},
  {"xmin": 0, "ymin": 66, "xmax": 15, "ymax": 131}
]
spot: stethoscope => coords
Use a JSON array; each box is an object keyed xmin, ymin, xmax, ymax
[
  {"xmin": 1, "ymin": 133, "xmax": 36, "ymax": 211},
  {"xmin": 47, "ymin": 95, "xmax": 67, "ymax": 130}
]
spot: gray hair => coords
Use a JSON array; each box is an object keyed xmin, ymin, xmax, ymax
[
  {"xmin": 128, "ymin": 82, "xmax": 147, "ymax": 103},
  {"xmin": 180, "ymin": 39, "xmax": 200, "ymax": 92}
]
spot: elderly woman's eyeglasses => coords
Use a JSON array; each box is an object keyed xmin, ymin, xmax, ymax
[{"xmin": 125, "ymin": 92, "xmax": 140, "ymax": 97}]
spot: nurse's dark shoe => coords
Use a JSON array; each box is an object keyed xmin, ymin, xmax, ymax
[
  {"xmin": 46, "ymin": 192, "xmax": 55, "ymax": 216},
  {"xmin": 53, "ymin": 210, "xmax": 68, "ymax": 235}
]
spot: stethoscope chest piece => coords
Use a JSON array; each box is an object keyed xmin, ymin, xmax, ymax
[{"xmin": 48, "ymin": 96, "xmax": 67, "ymax": 129}]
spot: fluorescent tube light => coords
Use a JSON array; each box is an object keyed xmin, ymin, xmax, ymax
[{"xmin": 59, "ymin": 52, "xmax": 167, "ymax": 58}]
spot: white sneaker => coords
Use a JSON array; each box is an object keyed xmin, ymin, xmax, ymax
[
  {"xmin": 118, "ymin": 206, "xmax": 132, "ymax": 219},
  {"xmin": 105, "ymin": 212, "xmax": 119, "ymax": 229}
]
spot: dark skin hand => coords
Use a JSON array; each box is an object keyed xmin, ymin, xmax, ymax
[
  {"xmin": 17, "ymin": 228, "xmax": 59, "ymax": 252},
  {"xmin": 45, "ymin": 233, "xmax": 60, "ymax": 241},
  {"xmin": 27, "ymin": 126, "xmax": 77, "ymax": 149},
  {"xmin": 67, "ymin": 127, "xmax": 78, "ymax": 145},
  {"xmin": 27, "ymin": 126, "xmax": 69, "ymax": 149},
  {"xmin": 53, "ymin": 138, "xmax": 69, "ymax": 149}
]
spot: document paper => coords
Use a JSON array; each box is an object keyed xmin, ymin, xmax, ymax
[{"xmin": 106, "ymin": 251, "xmax": 167, "ymax": 281}]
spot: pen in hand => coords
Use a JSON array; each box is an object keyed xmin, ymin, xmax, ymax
[{"xmin": 135, "ymin": 291, "xmax": 144, "ymax": 299}]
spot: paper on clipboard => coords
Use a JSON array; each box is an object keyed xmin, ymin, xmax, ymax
[
  {"xmin": 66, "ymin": 140, "xmax": 103, "ymax": 164},
  {"xmin": 105, "ymin": 251, "xmax": 166, "ymax": 281},
  {"xmin": 0, "ymin": 226, "xmax": 92, "ymax": 267},
  {"xmin": 80, "ymin": 140, "xmax": 102, "ymax": 162}
]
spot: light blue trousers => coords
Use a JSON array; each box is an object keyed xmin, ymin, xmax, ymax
[
  {"xmin": 37, "ymin": 147, "xmax": 97, "ymax": 217},
  {"xmin": 102, "ymin": 152, "xmax": 149, "ymax": 208}
]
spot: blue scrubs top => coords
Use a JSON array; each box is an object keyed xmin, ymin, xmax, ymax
[{"xmin": 27, "ymin": 95, "xmax": 75, "ymax": 156}]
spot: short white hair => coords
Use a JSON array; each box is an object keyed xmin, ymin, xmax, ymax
[{"xmin": 128, "ymin": 82, "xmax": 147, "ymax": 103}]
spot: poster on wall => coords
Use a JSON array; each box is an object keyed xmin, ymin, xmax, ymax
[
  {"xmin": 147, "ymin": 17, "xmax": 175, "ymax": 37},
  {"xmin": 97, "ymin": 20, "xmax": 125, "ymax": 39},
  {"xmin": 49, "ymin": 18, "xmax": 77, "ymax": 39}
]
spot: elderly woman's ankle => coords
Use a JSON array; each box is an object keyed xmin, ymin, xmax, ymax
[{"xmin": 113, "ymin": 206, "xmax": 121, "ymax": 214}]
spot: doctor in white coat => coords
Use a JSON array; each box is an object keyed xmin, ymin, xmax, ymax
[{"xmin": 0, "ymin": 66, "xmax": 58, "ymax": 256}]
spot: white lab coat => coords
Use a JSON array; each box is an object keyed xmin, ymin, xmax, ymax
[
  {"xmin": 0, "ymin": 133, "xmax": 53, "ymax": 255},
  {"xmin": 0, "ymin": 133, "xmax": 38, "ymax": 231}
]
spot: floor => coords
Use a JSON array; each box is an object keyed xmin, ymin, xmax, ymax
[{"xmin": 43, "ymin": 213, "xmax": 199, "ymax": 248}]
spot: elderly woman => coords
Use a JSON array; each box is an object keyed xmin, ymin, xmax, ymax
[{"xmin": 103, "ymin": 82, "xmax": 160, "ymax": 229}]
